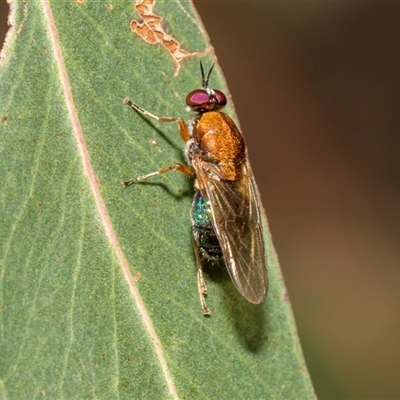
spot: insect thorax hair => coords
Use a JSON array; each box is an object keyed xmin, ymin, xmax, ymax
[{"xmin": 183, "ymin": 138, "xmax": 196, "ymax": 167}]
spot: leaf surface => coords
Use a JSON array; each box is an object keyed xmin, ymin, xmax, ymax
[{"xmin": 0, "ymin": 1, "xmax": 315, "ymax": 399}]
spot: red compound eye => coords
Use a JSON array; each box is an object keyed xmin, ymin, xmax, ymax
[
  {"xmin": 186, "ymin": 89, "xmax": 227, "ymax": 112},
  {"xmin": 186, "ymin": 89, "xmax": 209, "ymax": 108},
  {"xmin": 213, "ymin": 90, "xmax": 227, "ymax": 107}
]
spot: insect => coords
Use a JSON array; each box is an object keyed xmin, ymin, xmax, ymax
[{"xmin": 122, "ymin": 62, "xmax": 268, "ymax": 315}]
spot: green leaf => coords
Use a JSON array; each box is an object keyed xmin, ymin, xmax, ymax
[{"xmin": 0, "ymin": 1, "xmax": 315, "ymax": 399}]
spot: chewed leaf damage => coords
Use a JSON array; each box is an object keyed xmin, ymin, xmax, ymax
[{"xmin": 130, "ymin": 0, "xmax": 207, "ymax": 76}]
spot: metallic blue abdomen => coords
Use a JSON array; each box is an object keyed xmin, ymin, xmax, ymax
[{"xmin": 191, "ymin": 191, "xmax": 222, "ymax": 259}]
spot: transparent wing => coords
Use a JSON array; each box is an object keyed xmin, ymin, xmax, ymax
[{"xmin": 192, "ymin": 153, "xmax": 268, "ymax": 304}]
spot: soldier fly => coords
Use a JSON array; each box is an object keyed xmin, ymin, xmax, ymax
[{"xmin": 122, "ymin": 62, "xmax": 268, "ymax": 315}]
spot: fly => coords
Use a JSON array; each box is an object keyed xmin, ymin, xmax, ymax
[{"xmin": 122, "ymin": 62, "xmax": 268, "ymax": 315}]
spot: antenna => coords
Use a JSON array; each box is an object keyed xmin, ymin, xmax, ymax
[{"xmin": 200, "ymin": 61, "xmax": 215, "ymax": 89}]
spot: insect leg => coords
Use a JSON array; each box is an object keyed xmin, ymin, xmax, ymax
[
  {"xmin": 122, "ymin": 163, "xmax": 193, "ymax": 187},
  {"xmin": 124, "ymin": 98, "xmax": 191, "ymax": 142},
  {"xmin": 192, "ymin": 239, "xmax": 211, "ymax": 315}
]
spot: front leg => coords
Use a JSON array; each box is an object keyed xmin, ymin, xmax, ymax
[{"xmin": 124, "ymin": 98, "xmax": 191, "ymax": 142}]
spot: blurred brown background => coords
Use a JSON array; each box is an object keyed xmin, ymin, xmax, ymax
[
  {"xmin": 1, "ymin": 1, "xmax": 399, "ymax": 398},
  {"xmin": 193, "ymin": 2, "xmax": 400, "ymax": 399}
]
